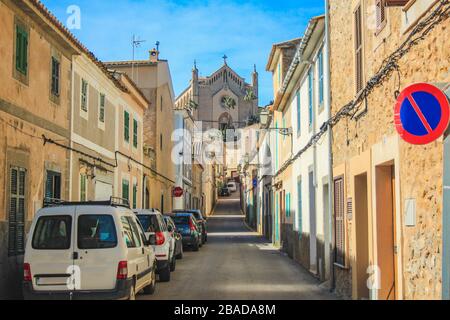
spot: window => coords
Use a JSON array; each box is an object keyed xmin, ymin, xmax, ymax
[
  {"xmin": 99, "ymin": 94, "xmax": 105, "ymax": 123},
  {"xmin": 80, "ymin": 173, "xmax": 87, "ymax": 201},
  {"xmin": 81, "ymin": 79, "xmax": 88, "ymax": 112},
  {"xmin": 32, "ymin": 216, "xmax": 72, "ymax": 250},
  {"xmin": 161, "ymin": 194, "xmax": 164, "ymax": 214},
  {"xmin": 308, "ymin": 68, "xmax": 314, "ymax": 127},
  {"xmin": 318, "ymin": 48, "xmax": 324, "ymax": 106},
  {"xmin": 45, "ymin": 171, "xmax": 61, "ymax": 202},
  {"xmin": 122, "ymin": 179, "xmax": 129, "ymax": 202},
  {"xmin": 296, "ymin": 91, "xmax": 301, "ymax": 135},
  {"xmin": 137, "ymin": 215, "xmax": 161, "ymax": 233},
  {"xmin": 78, "ymin": 215, "xmax": 117, "ymax": 249},
  {"xmin": 160, "ymin": 134, "xmax": 163, "ymax": 151},
  {"xmin": 354, "ymin": 5, "xmax": 364, "ymax": 94},
  {"xmin": 160, "ymin": 96, "xmax": 163, "ymax": 112},
  {"xmin": 297, "ymin": 178, "xmax": 303, "ymax": 237},
  {"xmin": 15, "ymin": 24, "xmax": 28, "ymax": 75},
  {"xmin": 124, "ymin": 111, "xmax": 130, "ymax": 142},
  {"xmin": 334, "ymin": 177, "xmax": 346, "ymax": 266},
  {"xmin": 133, "ymin": 119, "xmax": 138, "ymax": 148},
  {"xmin": 133, "ymin": 183, "xmax": 137, "ymax": 209},
  {"xmin": 51, "ymin": 57, "xmax": 60, "ymax": 96},
  {"xmin": 376, "ymin": 0, "xmax": 387, "ymax": 32},
  {"xmin": 121, "ymin": 216, "xmax": 141, "ymax": 248},
  {"xmin": 8, "ymin": 166, "xmax": 26, "ymax": 256},
  {"xmin": 127, "ymin": 217, "xmax": 142, "ymax": 247}
]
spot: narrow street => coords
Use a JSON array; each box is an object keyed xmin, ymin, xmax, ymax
[{"xmin": 139, "ymin": 195, "xmax": 336, "ymax": 300}]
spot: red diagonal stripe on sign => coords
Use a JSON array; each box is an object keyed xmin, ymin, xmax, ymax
[{"xmin": 407, "ymin": 94, "xmax": 433, "ymax": 134}]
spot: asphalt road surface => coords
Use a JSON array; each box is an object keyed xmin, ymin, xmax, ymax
[{"xmin": 138, "ymin": 194, "xmax": 336, "ymax": 300}]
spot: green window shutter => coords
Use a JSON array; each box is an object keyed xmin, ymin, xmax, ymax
[
  {"xmin": 15, "ymin": 26, "xmax": 28, "ymax": 75},
  {"xmin": 99, "ymin": 94, "xmax": 105, "ymax": 122},
  {"xmin": 133, "ymin": 183, "xmax": 137, "ymax": 209},
  {"xmin": 9, "ymin": 167, "xmax": 26, "ymax": 256},
  {"xmin": 318, "ymin": 49, "xmax": 324, "ymax": 105},
  {"xmin": 286, "ymin": 193, "xmax": 291, "ymax": 218},
  {"xmin": 122, "ymin": 179, "xmax": 129, "ymax": 202},
  {"xmin": 80, "ymin": 174, "xmax": 86, "ymax": 201},
  {"xmin": 124, "ymin": 111, "xmax": 130, "ymax": 142},
  {"xmin": 15, "ymin": 26, "xmax": 21, "ymax": 71},
  {"xmin": 51, "ymin": 57, "xmax": 60, "ymax": 96},
  {"xmin": 133, "ymin": 119, "xmax": 138, "ymax": 148}
]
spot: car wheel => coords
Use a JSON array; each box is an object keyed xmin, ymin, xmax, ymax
[
  {"xmin": 176, "ymin": 247, "xmax": 183, "ymax": 260},
  {"xmin": 193, "ymin": 241, "xmax": 200, "ymax": 252},
  {"xmin": 170, "ymin": 254, "xmax": 176, "ymax": 272},
  {"xmin": 143, "ymin": 267, "xmax": 156, "ymax": 295},
  {"xmin": 129, "ymin": 283, "xmax": 136, "ymax": 300},
  {"xmin": 159, "ymin": 264, "xmax": 171, "ymax": 282}
]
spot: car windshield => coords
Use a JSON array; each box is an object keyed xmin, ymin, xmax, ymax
[
  {"xmin": 32, "ymin": 216, "xmax": 72, "ymax": 250},
  {"xmin": 137, "ymin": 215, "xmax": 161, "ymax": 233},
  {"xmin": 173, "ymin": 216, "xmax": 190, "ymax": 226},
  {"xmin": 77, "ymin": 215, "xmax": 117, "ymax": 249}
]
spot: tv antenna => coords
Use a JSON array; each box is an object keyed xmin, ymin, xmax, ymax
[{"xmin": 132, "ymin": 34, "xmax": 146, "ymax": 82}]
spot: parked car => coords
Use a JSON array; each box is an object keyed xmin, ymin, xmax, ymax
[
  {"xmin": 134, "ymin": 209, "xmax": 176, "ymax": 282},
  {"xmin": 163, "ymin": 214, "xmax": 183, "ymax": 260},
  {"xmin": 227, "ymin": 181, "xmax": 237, "ymax": 193},
  {"xmin": 172, "ymin": 213, "xmax": 201, "ymax": 251},
  {"xmin": 219, "ymin": 187, "xmax": 231, "ymax": 197},
  {"xmin": 23, "ymin": 199, "xmax": 157, "ymax": 300},
  {"xmin": 173, "ymin": 209, "xmax": 207, "ymax": 244}
]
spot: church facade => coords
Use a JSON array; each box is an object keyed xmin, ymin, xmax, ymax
[{"xmin": 176, "ymin": 58, "xmax": 259, "ymax": 133}]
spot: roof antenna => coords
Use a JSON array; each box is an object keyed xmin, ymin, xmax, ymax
[
  {"xmin": 132, "ymin": 34, "xmax": 146, "ymax": 83},
  {"xmin": 156, "ymin": 41, "xmax": 160, "ymax": 52}
]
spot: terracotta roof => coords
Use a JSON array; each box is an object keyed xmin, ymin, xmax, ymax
[{"xmin": 26, "ymin": 0, "xmax": 128, "ymax": 92}]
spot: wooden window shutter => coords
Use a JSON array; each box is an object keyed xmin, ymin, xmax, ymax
[
  {"xmin": 133, "ymin": 119, "xmax": 138, "ymax": 148},
  {"xmin": 9, "ymin": 167, "xmax": 26, "ymax": 256},
  {"xmin": 124, "ymin": 111, "xmax": 130, "ymax": 142},
  {"xmin": 334, "ymin": 177, "xmax": 345, "ymax": 266},
  {"xmin": 354, "ymin": 6, "xmax": 363, "ymax": 94},
  {"xmin": 376, "ymin": 0, "xmax": 387, "ymax": 30}
]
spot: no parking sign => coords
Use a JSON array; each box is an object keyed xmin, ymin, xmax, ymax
[{"xmin": 394, "ymin": 83, "xmax": 450, "ymax": 145}]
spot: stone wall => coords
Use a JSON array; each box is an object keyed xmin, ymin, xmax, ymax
[{"xmin": 329, "ymin": 0, "xmax": 449, "ymax": 299}]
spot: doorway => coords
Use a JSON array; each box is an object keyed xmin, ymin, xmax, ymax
[
  {"xmin": 354, "ymin": 173, "xmax": 370, "ymax": 299},
  {"xmin": 375, "ymin": 164, "xmax": 397, "ymax": 300},
  {"xmin": 309, "ymin": 170, "xmax": 317, "ymax": 273}
]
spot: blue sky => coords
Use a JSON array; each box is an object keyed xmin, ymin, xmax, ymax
[{"xmin": 41, "ymin": 0, "xmax": 324, "ymax": 106}]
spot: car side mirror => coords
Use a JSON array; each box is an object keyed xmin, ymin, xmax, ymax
[
  {"xmin": 167, "ymin": 225, "xmax": 174, "ymax": 233},
  {"xmin": 148, "ymin": 234, "xmax": 157, "ymax": 246}
]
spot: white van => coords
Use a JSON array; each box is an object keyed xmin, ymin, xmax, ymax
[
  {"xmin": 23, "ymin": 200, "xmax": 157, "ymax": 300},
  {"xmin": 227, "ymin": 181, "xmax": 237, "ymax": 193},
  {"xmin": 134, "ymin": 209, "xmax": 176, "ymax": 282}
]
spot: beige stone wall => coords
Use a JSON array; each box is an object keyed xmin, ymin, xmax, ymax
[
  {"xmin": 329, "ymin": 0, "xmax": 449, "ymax": 299},
  {"xmin": 0, "ymin": 0, "xmax": 73, "ymax": 298}
]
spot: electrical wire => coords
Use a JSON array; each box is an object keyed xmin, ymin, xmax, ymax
[{"xmin": 273, "ymin": 0, "xmax": 449, "ymax": 179}]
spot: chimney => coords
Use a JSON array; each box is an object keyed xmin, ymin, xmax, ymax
[{"xmin": 149, "ymin": 48, "xmax": 159, "ymax": 63}]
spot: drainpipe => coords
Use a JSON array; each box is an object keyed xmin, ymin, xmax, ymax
[{"xmin": 325, "ymin": 0, "xmax": 336, "ymax": 292}]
